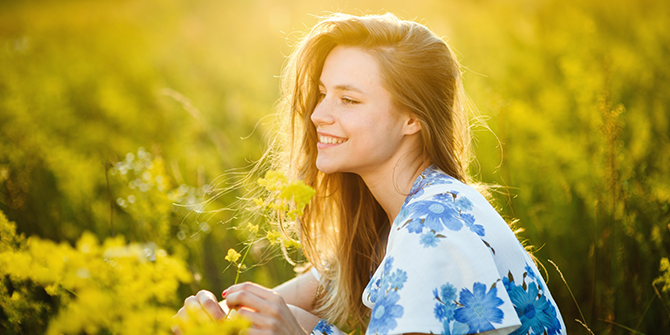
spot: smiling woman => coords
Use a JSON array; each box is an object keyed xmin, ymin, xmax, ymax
[{"xmin": 175, "ymin": 13, "xmax": 566, "ymax": 335}]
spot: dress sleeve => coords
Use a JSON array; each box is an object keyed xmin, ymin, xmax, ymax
[
  {"xmin": 310, "ymin": 319, "xmax": 347, "ymax": 335},
  {"xmin": 364, "ymin": 193, "xmax": 522, "ymax": 335}
]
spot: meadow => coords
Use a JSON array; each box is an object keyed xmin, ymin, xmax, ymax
[{"xmin": 1, "ymin": 0, "xmax": 669, "ymax": 333}]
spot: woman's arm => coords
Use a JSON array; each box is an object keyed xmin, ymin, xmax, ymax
[{"xmin": 273, "ymin": 268, "xmax": 320, "ymax": 312}]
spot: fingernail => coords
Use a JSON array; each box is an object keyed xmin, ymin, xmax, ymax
[{"xmin": 222, "ymin": 290, "xmax": 227, "ymax": 298}]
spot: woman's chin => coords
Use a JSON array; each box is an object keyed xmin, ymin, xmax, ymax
[
  {"xmin": 316, "ymin": 166, "xmax": 336, "ymax": 175},
  {"xmin": 315, "ymin": 161, "xmax": 340, "ymax": 175}
]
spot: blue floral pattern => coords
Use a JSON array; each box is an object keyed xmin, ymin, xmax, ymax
[
  {"xmin": 311, "ymin": 319, "xmax": 335, "ymax": 335},
  {"xmin": 396, "ymin": 170, "xmax": 491, "ymax": 252},
  {"xmin": 453, "ymin": 282, "xmax": 505, "ymax": 333},
  {"xmin": 504, "ymin": 266, "xmax": 563, "ymax": 335},
  {"xmin": 419, "ymin": 231, "xmax": 439, "ymax": 248},
  {"xmin": 433, "ymin": 281, "xmax": 506, "ymax": 334},
  {"xmin": 404, "ymin": 166, "xmax": 454, "ymax": 205},
  {"xmin": 360, "ymin": 165, "xmax": 565, "ymax": 335},
  {"xmin": 406, "ymin": 200, "xmax": 463, "ymax": 232},
  {"xmin": 366, "ymin": 257, "xmax": 406, "ymax": 334}
]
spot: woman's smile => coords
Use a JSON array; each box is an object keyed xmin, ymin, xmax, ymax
[{"xmin": 317, "ymin": 132, "xmax": 348, "ymax": 147}]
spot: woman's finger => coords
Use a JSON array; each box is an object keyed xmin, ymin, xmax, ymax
[
  {"xmin": 236, "ymin": 307, "xmax": 280, "ymax": 329},
  {"xmin": 224, "ymin": 282, "xmax": 285, "ymax": 307},
  {"xmin": 172, "ymin": 306, "xmax": 191, "ymax": 335},
  {"xmin": 224, "ymin": 282, "xmax": 280, "ymax": 300},
  {"xmin": 184, "ymin": 295, "xmax": 211, "ymax": 325},
  {"xmin": 225, "ymin": 287, "xmax": 277, "ymax": 313},
  {"xmin": 195, "ymin": 290, "xmax": 225, "ymax": 321},
  {"xmin": 175, "ymin": 306, "xmax": 188, "ymax": 323},
  {"xmin": 171, "ymin": 312, "xmax": 185, "ymax": 335}
]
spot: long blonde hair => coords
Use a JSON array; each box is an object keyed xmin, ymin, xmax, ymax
[{"xmin": 268, "ymin": 13, "xmax": 472, "ymax": 328}]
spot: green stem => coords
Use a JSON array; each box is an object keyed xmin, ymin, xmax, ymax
[
  {"xmin": 598, "ymin": 319, "xmax": 646, "ymax": 335},
  {"xmin": 235, "ymin": 230, "xmax": 259, "ymax": 284},
  {"xmin": 224, "ymin": 230, "xmax": 259, "ymax": 321}
]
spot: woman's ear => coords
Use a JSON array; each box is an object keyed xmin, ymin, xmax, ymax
[{"xmin": 402, "ymin": 114, "xmax": 422, "ymax": 136}]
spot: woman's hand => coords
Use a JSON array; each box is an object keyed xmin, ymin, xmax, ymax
[
  {"xmin": 172, "ymin": 290, "xmax": 226, "ymax": 335},
  {"xmin": 224, "ymin": 282, "xmax": 319, "ymax": 335}
]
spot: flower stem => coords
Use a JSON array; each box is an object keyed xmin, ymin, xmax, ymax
[{"xmin": 224, "ymin": 230, "xmax": 259, "ymax": 321}]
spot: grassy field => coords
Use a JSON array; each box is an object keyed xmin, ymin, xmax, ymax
[{"xmin": 1, "ymin": 0, "xmax": 669, "ymax": 333}]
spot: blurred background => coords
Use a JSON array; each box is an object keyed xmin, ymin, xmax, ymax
[{"xmin": 1, "ymin": 0, "xmax": 669, "ymax": 333}]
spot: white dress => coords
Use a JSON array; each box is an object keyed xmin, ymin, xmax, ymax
[{"xmin": 311, "ymin": 165, "xmax": 566, "ymax": 335}]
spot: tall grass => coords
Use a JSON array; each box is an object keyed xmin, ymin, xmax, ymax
[{"xmin": 0, "ymin": 0, "xmax": 668, "ymax": 333}]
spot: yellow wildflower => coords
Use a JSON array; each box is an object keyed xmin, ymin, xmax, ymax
[
  {"xmin": 225, "ymin": 248, "xmax": 241, "ymax": 263},
  {"xmin": 283, "ymin": 238, "xmax": 302, "ymax": 249},
  {"xmin": 245, "ymin": 223, "xmax": 259, "ymax": 234},
  {"xmin": 266, "ymin": 230, "xmax": 281, "ymax": 246}
]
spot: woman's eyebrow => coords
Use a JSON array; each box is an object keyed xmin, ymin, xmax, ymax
[{"xmin": 318, "ymin": 80, "xmax": 365, "ymax": 94}]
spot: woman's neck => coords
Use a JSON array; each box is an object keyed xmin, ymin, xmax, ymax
[{"xmin": 359, "ymin": 155, "xmax": 431, "ymax": 225}]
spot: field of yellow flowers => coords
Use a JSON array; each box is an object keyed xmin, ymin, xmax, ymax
[{"xmin": 1, "ymin": 0, "xmax": 669, "ymax": 333}]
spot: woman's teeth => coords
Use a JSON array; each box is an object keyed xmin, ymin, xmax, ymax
[{"xmin": 319, "ymin": 135, "xmax": 347, "ymax": 144}]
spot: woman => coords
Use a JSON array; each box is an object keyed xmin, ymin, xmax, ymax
[{"xmin": 175, "ymin": 13, "xmax": 566, "ymax": 335}]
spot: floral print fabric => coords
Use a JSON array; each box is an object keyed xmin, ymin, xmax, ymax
[
  {"xmin": 362, "ymin": 165, "xmax": 565, "ymax": 335},
  {"xmin": 311, "ymin": 165, "xmax": 565, "ymax": 335},
  {"xmin": 311, "ymin": 319, "xmax": 344, "ymax": 335}
]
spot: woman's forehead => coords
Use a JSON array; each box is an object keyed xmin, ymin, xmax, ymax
[{"xmin": 319, "ymin": 46, "xmax": 385, "ymax": 95}]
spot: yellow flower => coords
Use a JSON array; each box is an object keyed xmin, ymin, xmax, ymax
[
  {"xmin": 257, "ymin": 171, "xmax": 288, "ymax": 192},
  {"xmin": 0, "ymin": 221, "xmax": 193, "ymax": 335},
  {"xmin": 245, "ymin": 223, "xmax": 259, "ymax": 234},
  {"xmin": 282, "ymin": 238, "xmax": 302, "ymax": 249},
  {"xmin": 225, "ymin": 248, "xmax": 241, "ymax": 263},
  {"xmin": 266, "ymin": 230, "xmax": 281, "ymax": 246}
]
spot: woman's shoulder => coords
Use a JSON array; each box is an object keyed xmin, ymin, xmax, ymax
[
  {"xmin": 396, "ymin": 166, "xmax": 527, "ymax": 264},
  {"xmin": 399, "ymin": 166, "xmax": 503, "ymax": 235},
  {"xmin": 405, "ymin": 166, "xmax": 489, "ymax": 206}
]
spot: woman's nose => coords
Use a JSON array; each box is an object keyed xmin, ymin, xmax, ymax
[{"xmin": 310, "ymin": 96, "xmax": 335, "ymax": 126}]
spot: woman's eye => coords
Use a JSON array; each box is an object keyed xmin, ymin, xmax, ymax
[
  {"xmin": 341, "ymin": 97, "xmax": 359, "ymax": 105},
  {"xmin": 317, "ymin": 92, "xmax": 326, "ymax": 103}
]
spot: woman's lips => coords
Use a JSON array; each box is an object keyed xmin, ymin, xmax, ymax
[{"xmin": 317, "ymin": 132, "xmax": 348, "ymax": 149}]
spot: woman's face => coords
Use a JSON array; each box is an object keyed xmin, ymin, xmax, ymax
[{"xmin": 311, "ymin": 46, "xmax": 416, "ymax": 176}]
